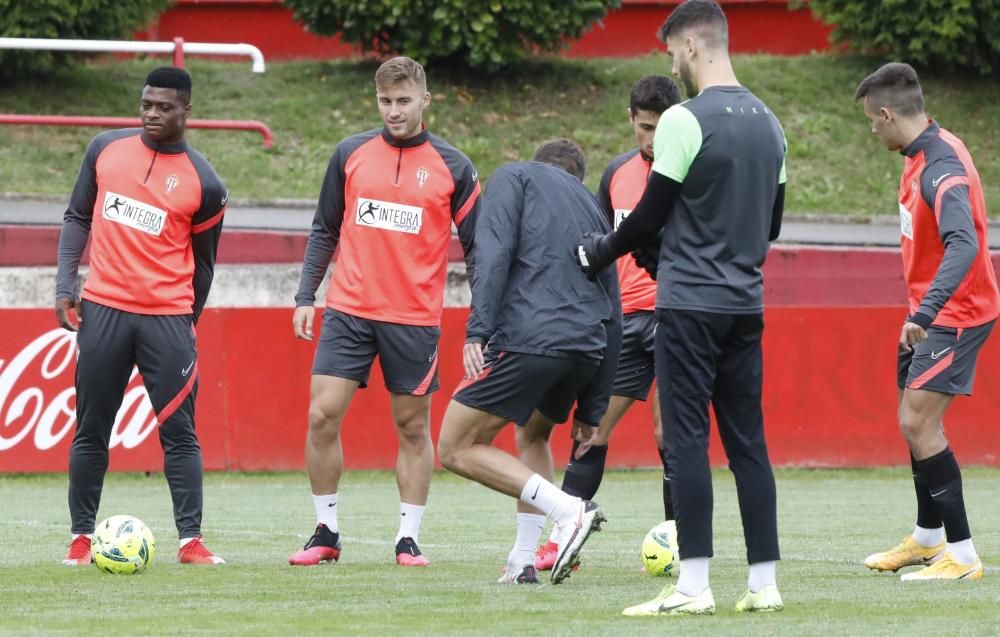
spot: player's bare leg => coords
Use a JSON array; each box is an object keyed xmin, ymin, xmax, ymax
[
  {"xmin": 439, "ymin": 401, "xmax": 533, "ymax": 496},
  {"xmin": 289, "ymin": 375, "xmax": 358, "ymax": 565},
  {"xmin": 305, "ymin": 376, "xmax": 359, "ymax": 494},
  {"xmin": 505, "ymin": 412, "xmax": 557, "ymax": 583},
  {"xmin": 898, "ymin": 388, "xmax": 951, "ymax": 460},
  {"xmin": 439, "ymin": 401, "xmax": 605, "ymax": 583},
  {"xmin": 515, "ymin": 411, "xmax": 557, "ymax": 513},
  {"xmin": 390, "ymin": 392, "xmax": 434, "ymax": 565},
  {"xmin": 868, "ymin": 388, "xmax": 980, "ymax": 579}
]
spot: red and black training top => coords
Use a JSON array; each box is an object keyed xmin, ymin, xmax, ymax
[
  {"xmin": 57, "ymin": 128, "xmax": 228, "ymax": 321},
  {"xmin": 596, "ymin": 149, "xmax": 657, "ymax": 315},
  {"xmin": 898, "ymin": 120, "xmax": 999, "ymax": 329},
  {"xmin": 295, "ymin": 127, "xmax": 480, "ymax": 327}
]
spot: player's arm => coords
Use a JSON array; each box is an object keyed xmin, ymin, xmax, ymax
[
  {"xmin": 596, "ymin": 162, "xmax": 615, "ymax": 226},
  {"xmin": 908, "ymin": 162, "xmax": 978, "ymax": 334},
  {"xmin": 55, "ymin": 136, "xmax": 102, "ymax": 331},
  {"xmin": 451, "ymin": 159, "xmax": 481, "ymax": 284},
  {"xmin": 463, "ymin": 166, "xmax": 522, "ymax": 376},
  {"xmin": 190, "ymin": 180, "xmax": 228, "ymax": 325},
  {"xmin": 770, "ymin": 142, "xmax": 788, "ymax": 242},
  {"xmin": 589, "ymin": 266, "xmax": 624, "ymax": 416},
  {"xmin": 293, "ymin": 145, "xmax": 349, "ymax": 340},
  {"xmin": 577, "ymin": 105, "xmax": 701, "ymax": 279}
]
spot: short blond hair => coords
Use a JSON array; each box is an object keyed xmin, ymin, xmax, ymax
[{"xmin": 375, "ymin": 56, "xmax": 427, "ymax": 92}]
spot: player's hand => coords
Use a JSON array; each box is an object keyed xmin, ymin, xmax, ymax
[
  {"xmin": 571, "ymin": 420, "xmax": 598, "ymax": 459},
  {"xmin": 899, "ymin": 321, "xmax": 927, "ymax": 351},
  {"xmin": 55, "ymin": 296, "xmax": 81, "ymax": 332},
  {"xmin": 463, "ymin": 341, "xmax": 485, "ymax": 379},
  {"xmin": 576, "ymin": 232, "xmax": 615, "ymax": 281},
  {"xmin": 631, "ymin": 229, "xmax": 663, "ymax": 280},
  {"xmin": 293, "ymin": 305, "xmax": 315, "ymax": 341}
]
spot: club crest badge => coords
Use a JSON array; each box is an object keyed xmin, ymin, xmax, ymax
[
  {"xmin": 166, "ymin": 174, "xmax": 179, "ymax": 193},
  {"xmin": 416, "ymin": 167, "xmax": 429, "ymax": 188}
]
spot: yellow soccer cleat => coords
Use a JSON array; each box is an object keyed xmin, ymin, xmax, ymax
[
  {"xmin": 900, "ymin": 552, "xmax": 983, "ymax": 581},
  {"xmin": 622, "ymin": 584, "xmax": 715, "ymax": 616},
  {"xmin": 735, "ymin": 585, "xmax": 784, "ymax": 613},
  {"xmin": 863, "ymin": 535, "xmax": 944, "ymax": 572}
]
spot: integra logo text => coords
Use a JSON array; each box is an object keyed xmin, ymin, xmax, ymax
[
  {"xmin": 102, "ymin": 192, "xmax": 167, "ymax": 236},
  {"xmin": 355, "ymin": 197, "xmax": 423, "ymax": 234}
]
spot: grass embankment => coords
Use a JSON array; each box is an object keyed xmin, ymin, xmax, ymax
[{"xmin": 0, "ymin": 54, "xmax": 997, "ymax": 217}]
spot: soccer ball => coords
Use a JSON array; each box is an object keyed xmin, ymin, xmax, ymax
[
  {"xmin": 92, "ymin": 515, "xmax": 156, "ymax": 574},
  {"xmin": 640, "ymin": 521, "xmax": 676, "ymax": 576}
]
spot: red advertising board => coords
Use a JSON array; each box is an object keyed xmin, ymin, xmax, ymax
[
  {"xmin": 3, "ymin": 306, "xmax": 999, "ymax": 473},
  {"xmin": 138, "ymin": 0, "xmax": 832, "ymax": 60}
]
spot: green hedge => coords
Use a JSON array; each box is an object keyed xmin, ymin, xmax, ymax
[
  {"xmin": 283, "ymin": 0, "xmax": 621, "ymax": 70},
  {"xmin": 801, "ymin": 0, "xmax": 1000, "ymax": 76},
  {"xmin": 0, "ymin": 0, "xmax": 171, "ymax": 79}
]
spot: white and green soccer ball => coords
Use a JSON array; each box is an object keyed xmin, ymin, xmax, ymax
[
  {"xmin": 640, "ymin": 521, "xmax": 676, "ymax": 577},
  {"xmin": 92, "ymin": 515, "xmax": 156, "ymax": 575}
]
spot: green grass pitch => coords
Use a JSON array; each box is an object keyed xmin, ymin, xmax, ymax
[{"xmin": 2, "ymin": 468, "xmax": 999, "ymax": 636}]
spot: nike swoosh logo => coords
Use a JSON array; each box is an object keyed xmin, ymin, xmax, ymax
[
  {"xmin": 531, "ymin": 484, "xmax": 540, "ymax": 500},
  {"xmin": 181, "ymin": 361, "xmax": 195, "ymax": 376},
  {"xmin": 932, "ymin": 173, "xmax": 952, "ymax": 188},
  {"xmin": 930, "ymin": 347, "xmax": 951, "ymax": 360},
  {"xmin": 930, "ymin": 488, "xmax": 948, "ymax": 497}
]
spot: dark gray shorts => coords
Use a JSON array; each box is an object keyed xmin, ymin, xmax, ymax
[
  {"xmin": 611, "ymin": 311, "xmax": 656, "ymax": 400},
  {"xmin": 312, "ymin": 308, "xmax": 440, "ymax": 395},
  {"xmin": 452, "ymin": 350, "xmax": 599, "ymax": 427},
  {"xmin": 897, "ymin": 320, "xmax": 995, "ymax": 395}
]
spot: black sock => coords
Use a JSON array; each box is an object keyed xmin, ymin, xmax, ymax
[
  {"xmin": 659, "ymin": 446, "xmax": 675, "ymax": 521},
  {"xmin": 561, "ymin": 442, "xmax": 608, "ymax": 500},
  {"xmin": 910, "ymin": 453, "xmax": 942, "ymax": 530},
  {"xmin": 916, "ymin": 447, "xmax": 970, "ymax": 543}
]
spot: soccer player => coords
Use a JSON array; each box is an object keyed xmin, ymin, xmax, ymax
[
  {"xmin": 577, "ymin": 0, "xmax": 786, "ymax": 615},
  {"xmin": 856, "ymin": 63, "xmax": 997, "ymax": 581},
  {"xmin": 56, "ymin": 67, "xmax": 227, "ymax": 566},
  {"xmin": 437, "ymin": 139, "xmax": 618, "ymax": 585},
  {"xmin": 288, "ymin": 57, "xmax": 479, "ymax": 567},
  {"xmin": 532, "ymin": 74, "xmax": 683, "ymax": 572}
]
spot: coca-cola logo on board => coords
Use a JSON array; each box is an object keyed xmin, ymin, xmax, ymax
[{"xmin": 0, "ymin": 329, "xmax": 158, "ymax": 452}]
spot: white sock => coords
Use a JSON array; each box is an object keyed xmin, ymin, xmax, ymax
[
  {"xmin": 520, "ymin": 474, "xmax": 581, "ymax": 528},
  {"xmin": 912, "ymin": 524, "xmax": 945, "ymax": 547},
  {"xmin": 313, "ymin": 493, "xmax": 339, "ymax": 532},
  {"xmin": 676, "ymin": 557, "xmax": 710, "ymax": 597},
  {"xmin": 947, "ymin": 538, "xmax": 978, "ymax": 565},
  {"xmin": 510, "ymin": 513, "xmax": 545, "ymax": 568},
  {"xmin": 748, "ymin": 560, "xmax": 777, "ymax": 593},
  {"xmin": 396, "ymin": 502, "xmax": 425, "ymax": 544},
  {"xmin": 548, "ymin": 524, "xmax": 561, "ymax": 545},
  {"xmin": 179, "ymin": 537, "xmax": 197, "ymax": 549},
  {"xmin": 73, "ymin": 533, "xmax": 93, "ymax": 541}
]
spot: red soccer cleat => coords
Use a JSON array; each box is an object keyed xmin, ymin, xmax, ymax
[
  {"xmin": 62, "ymin": 535, "xmax": 94, "ymax": 566},
  {"xmin": 177, "ymin": 535, "xmax": 225, "ymax": 565},
  {"xmin": 395, "ymin": 537, "xmax": 430, "ymax": 567},
  {"xmin": 534, "ymin": 541, "xmax": 558, "ymax": 571},
  {"xmin": 288, "ymin": 524, "xmax": 342, "ymax": 566}
]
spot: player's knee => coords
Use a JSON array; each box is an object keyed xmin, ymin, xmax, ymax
[
  {"xmin": 394, "ymin": 413, "xmax": 430, "ymax": 445},
  {"xmin": 308, "ymin": 403, "xmax": 344, "ymax": 441},
  {"xmin": 436, "ymin": 437, "xmax": 459, "ymax": 471},
  {"xmin": 898, "ymin": 407, "xmax": 933, "ymax": 443},
  {"xmin": 515, "ymin": 423, "xmax": 549, "ymax": 449}
]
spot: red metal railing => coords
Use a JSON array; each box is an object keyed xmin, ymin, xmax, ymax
[{"xmin": 0, "ymin": 115, "xmax": 273, "ymax": 148}]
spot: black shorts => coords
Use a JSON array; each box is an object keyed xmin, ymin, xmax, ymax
[
  {"xmin": 452, "ymin": 350, "xmax": 599, "ymax": 427},
  {"xmin": 312, "ymin": 309, "xmax": 440, "ymax": 395},
  {"xmin": 897, "ymin": 320, "xmax": 994, "ymax": 395},
  {"xmin": 611, "ymin": 311, "xmax": 656, "ymax": 400}
]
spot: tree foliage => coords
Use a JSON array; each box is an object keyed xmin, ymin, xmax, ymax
[
  {"xmin": 800, "ymin": 0, "xmax": 1000, "ymax": 75},
  {"xmin": 283, "ymin": 0, "xmax": 621, "ymax": 70},
  {"xmin": 0, "ymin": 0, "xmax": 172, "ymax": 79}
]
